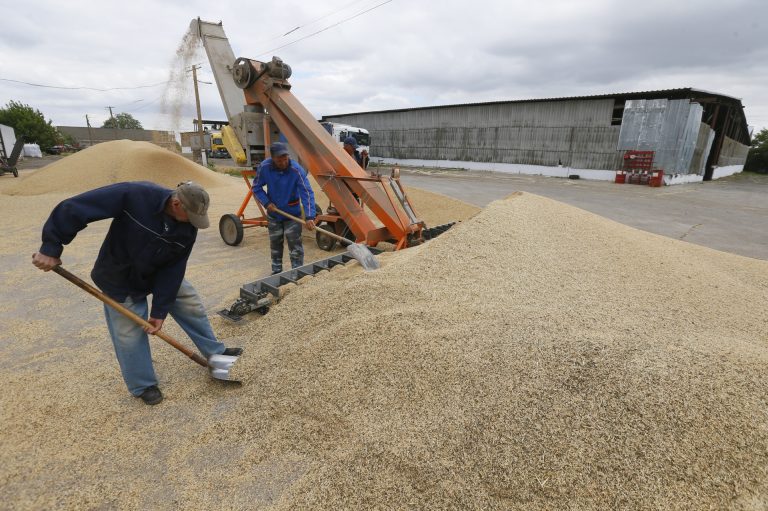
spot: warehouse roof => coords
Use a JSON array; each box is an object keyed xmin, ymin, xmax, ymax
[
  {"xmin": 321, "ymin": 87, "xmax": 750, "ymax": 145},
  {"xmin": 322, "ymin": 88, "xmax": 743, "ymax": 117}
]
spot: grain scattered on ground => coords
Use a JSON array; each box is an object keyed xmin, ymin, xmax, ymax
[{"xmin": 2, "ymin": 147, "xmax": 767, "ymax": 510}]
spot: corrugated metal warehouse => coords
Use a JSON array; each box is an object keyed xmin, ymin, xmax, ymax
[{"xmin": 321, "ymin": 88, "xmax": 751, "ymax": 184}]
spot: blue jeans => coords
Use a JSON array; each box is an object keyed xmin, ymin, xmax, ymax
[{"xmin": 103, "ymin": 280, "xmax": 225, "ymax": 396}]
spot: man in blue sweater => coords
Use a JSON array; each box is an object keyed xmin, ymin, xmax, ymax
[
  {"xmin": 253, "ymin": 142, "xmax": 316, "ymax": 274},
  {"xmin": 32, "ymin": 181, "xmax": 241, "ymax": 406}
]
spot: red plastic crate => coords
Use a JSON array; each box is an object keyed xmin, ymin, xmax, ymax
[
  {"xmin": 649, "ymin": 169, "xmax": 664, "ymax": 187},
  {"xmin": 622, "ymin": 150, "xmax": 655, "ymax": 172}
]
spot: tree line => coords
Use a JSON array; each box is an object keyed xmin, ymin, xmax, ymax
[{"xmin": 745, "ymin": 128, "xmax": 768, "ymax": 174}]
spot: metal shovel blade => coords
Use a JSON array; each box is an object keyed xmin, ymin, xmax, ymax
[
  {"xmin": 347, "ymin": 243, "xmax": 380, "ymax": 270},
  {"xmin": 208, "ymin": 354, "xmax": 241, "ymax": 382},
  {"xmin": 271, "ymin": 207, "xmax": 380, "ymax": 271}
]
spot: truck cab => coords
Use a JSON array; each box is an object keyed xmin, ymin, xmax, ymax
[
  {"xmin": 320, "ymin": 122, "xmax": 370, "ymax": 154},
  {"xmin": 210, "ymin": 132, "xmax": 226, "ymax": 153}
]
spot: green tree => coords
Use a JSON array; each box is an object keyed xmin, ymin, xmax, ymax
[
  {"xmin": 102, "ymin": 112, "xmax": 143, "ymax": 129},
  {"xmin": 0, "ymin": 100, "xmax": 59, "ymax": 151},
  {"xmin": 61, "ymin": 132, "xmax": 77, "ymax": 146},
  {"xmin": 745, "ymin": 128, "xmax": 768, "ymax": 174}
]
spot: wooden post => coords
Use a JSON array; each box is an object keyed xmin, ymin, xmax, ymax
[{"xmin": 191, "ymin": 65, "xmax": 207, "ymax": 166}]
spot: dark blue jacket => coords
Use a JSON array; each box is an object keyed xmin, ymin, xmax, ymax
[
  {"xmin": 39, "ymin": 182, "xmax": 196, "ymax": 319},
  {"xmin": 253, "ymin": 158, "xmax": 316, "ymax": 221}
]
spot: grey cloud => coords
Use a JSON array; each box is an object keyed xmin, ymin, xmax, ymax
[{"xmin": 2, "ymin": 0, "xmax": 767, "ymax": 132}]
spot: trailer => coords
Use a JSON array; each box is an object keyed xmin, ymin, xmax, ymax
[{"xmin": 0, "ymin": 136, "xmax": 24, "ymax": 178}]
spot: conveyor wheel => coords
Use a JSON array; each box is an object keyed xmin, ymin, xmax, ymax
[
  {"xmin": 232, "ymin": 58, "xmax": 256, "ymax": 89},
  {"xmin": 316, "ymin": 222, "xmax": 337, "ymax": 251},
  {"xmin": 338, "ymin": 220, "xmax": 356, "ymax": 243},
  {"xmin": 219, "ymin": 214, "xmax": 244, "ymax": 246}
]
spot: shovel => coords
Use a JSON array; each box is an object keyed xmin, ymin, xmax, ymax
[
  {"xmin": 272, "ymin": 207, "xmax": 380, "ymax": 270},
  {"xmin": 52, "ymin": 265, "xmax": 240, "ymax": 382}
]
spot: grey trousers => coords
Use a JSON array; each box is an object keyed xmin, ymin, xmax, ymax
[{"xmin": 268, "ymin": 217, "xmax": 304, "ymax": 273}]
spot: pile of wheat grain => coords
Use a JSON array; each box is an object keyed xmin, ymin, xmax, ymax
[
  {"xmin": 4, "ymin": 140, "xmax": 231, "ymax": 195},
  {"xmin": 208, "ymin": 192, "xmax": 768, "ymax": 509}
]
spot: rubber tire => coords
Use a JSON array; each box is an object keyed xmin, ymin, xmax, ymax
[
  {"xmin": 337, "ymin": 220, "xmax": 356, "ymax": 242},
  {"xmin": 219, "ymin": 214, "xmax": 244, "ymax": 246},
  {"xmin": 316, "ymin": 223, "xmax": 337, "ymax": 251}
]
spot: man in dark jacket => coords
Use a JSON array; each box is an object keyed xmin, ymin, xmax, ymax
[
  {"xmin": 32, "ymin": 181, "xmax": 241, "ymax": 406},
  {"xmin": 253, "ymin": 142, "xmax": 316, "ymax": 274},
  {"xmin": 343, "ymin": 136, "xmax": 369, "ymax": 169}
]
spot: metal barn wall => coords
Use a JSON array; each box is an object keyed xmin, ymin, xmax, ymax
[
  {"xmin": 617, "ymin": 99, "xmax": 705, "ymax": 175},
  {"xmin": 324, "ymin": 99, "xmax": 624, "ymax": 170},
  {"xmin": 689, "ymin": 123, "xmax": 715, "ymax": 175},
  {"xmin": 717, "ymin": 136, "xmax": 750, "ymax": 167}
]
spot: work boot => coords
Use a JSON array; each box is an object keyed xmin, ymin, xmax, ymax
[
  {"xmin": 222, "ymin": 347, "xmax": 243, "ymax": 357},
  {"xmin": 138, "ymin": 385, "xmax": 163, "ymax": 405}
]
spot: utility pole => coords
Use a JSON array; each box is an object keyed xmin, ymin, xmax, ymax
[
  {"xmin": 105, "ymin": 106, "xmax": 117, "ymax": 140},
  {"xmin": 189, "ymin": 64, "xmax": 207, "ymax": 166},
  {"xmin": 85, "ymin": 114, "xmax": 95, "ymax": 148}
]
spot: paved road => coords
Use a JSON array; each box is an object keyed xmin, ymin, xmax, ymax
[
  {"xmin": 398, "ymin": 168, "xmax": 768, "ymax": 261},
  {"xmin": 11, "ymin": 154, "xmax": 63, "ymax": 173}
]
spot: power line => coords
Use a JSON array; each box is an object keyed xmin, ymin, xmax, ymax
[
  {"xmin": 256, "ymin": 0, "xmax": 394, "ymax": 57},
  {"xmin": 0, "ymin": 77, "xmax": 169, "ymax": 92},
  {"xmin": 114, "ymin": 98, "xmax": 145, "ymax": 108},
  {"xmin": 127, "ymin": 95, "xmax": 164, "ymax": 112},
  {"xmin": 2, "ymin": 1, "xmax": 393, "ymax": 93},
  {"xmin": 253, "ymin": 0, "xmax": 370, "ymax": 45},
  {"xmin": 3, "ymin": 1, "xmax": 394, "ymax": 123}
]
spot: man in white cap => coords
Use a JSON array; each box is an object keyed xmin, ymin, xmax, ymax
[{"xmin": 32, "ymin": 181, "xmax": 241, "ymax": 405}]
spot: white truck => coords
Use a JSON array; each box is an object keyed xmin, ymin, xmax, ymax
[{"xmin": 319, "ymin": 122, "xmax": 370, "ymax": 155}]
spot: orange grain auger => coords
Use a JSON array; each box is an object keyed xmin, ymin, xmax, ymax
[
  {"xmin": 193, "ymin": 18, "xmax": 454, "ymax": 251},
  {"xmin": 230, "ymin": 56, "xmax": 427, "ymax": 250},
  {"xmin": 192, "ymin": 20, "xmax": 455, "ymax": 321}
]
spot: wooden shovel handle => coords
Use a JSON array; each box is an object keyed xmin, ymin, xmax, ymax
[
  {"xmin": 52, "ymin": 266, "xmax": 208, "ymax": 367},
  {"xmin": 272, "ymin": 207, "xmax": 353, "ymax": 246}
]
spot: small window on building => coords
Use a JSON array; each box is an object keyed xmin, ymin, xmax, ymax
[{"xmin": 611, "ymin": 99, "xmax": 626, "ymax": 126}]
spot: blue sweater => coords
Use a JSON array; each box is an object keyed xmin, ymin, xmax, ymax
[
  {"xmin": 252, "ymin": 158, "xmax": 316, "ymax": 221},
  {"xmin": 40, "ymin": 182, "xmax": 197, "ymax": 319}
]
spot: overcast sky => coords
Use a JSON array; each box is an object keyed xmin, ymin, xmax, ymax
[{"xmin": 1, "ymin": 0, "xmax": 766, "ymax": 136}]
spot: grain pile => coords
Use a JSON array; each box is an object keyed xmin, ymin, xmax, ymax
[
  {"xmin": 2, "ymin": 157, "xmax": 768, "ymax": 509},
  {"xmin": 4, "ymin": 140, "xmax": 231, "ymax": 195},
  {"xmin": 211, "ymin": 192, "xmax": 768, "ymax": 509}
]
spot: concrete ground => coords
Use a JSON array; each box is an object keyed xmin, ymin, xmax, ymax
[
  {"xmin": 396, "ymin": 167, "xmax": 768, "ymax": 261},
  {"xmin": 8, "ymin": 154, "xmax": 63, "ymax": 173}
]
